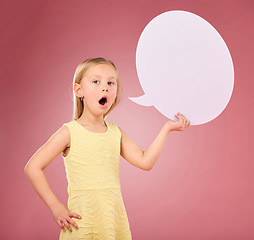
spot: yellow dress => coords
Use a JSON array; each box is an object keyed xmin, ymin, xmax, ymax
[{"xmin": 59, "ymin": 120, "xmax": 132, "ymax": 240}]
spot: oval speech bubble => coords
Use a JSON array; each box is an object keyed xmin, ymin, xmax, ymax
[{"xmin": 129, "ymin": 11, "xmax": 234, "ymax": 125}]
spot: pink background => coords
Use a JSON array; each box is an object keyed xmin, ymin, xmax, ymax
[{"xmin": 1, "ymin": 0, "xmax": 254, "ymax": 239}]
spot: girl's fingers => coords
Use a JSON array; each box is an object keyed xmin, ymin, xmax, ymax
[
  {"xmin": 173, "ymin": 112, "xmax": 190, "ymax": 130},
  {"xmin": 67, "ymin": 217, "xmax": 79, "ymax": 229},
  {"xmin": 69, "ymin": 211, "xmax": 82, "ymax": 220},
  {"xmin": 62, "ymin": 219, "xmax": 72, "ymax": 232},
  {"xmin": 176, "ymin": 113, "xmax": 181, "ymax": 121},
  {"xmin": 178, "ymin": 113, "xmax": 185, "ymax": 124},
  {"xmin": 177, "ymin": 113, "xmax": 190, "ymax": 129},
  {"xmin": 184, "ymin": 116, "xmax": 189, "ymax": 127},
  {"xmin": 179, "ymin": 113, "xmax": 186, "ymax": 122},
  {"xmin": 57, "ymin": 217, "xmax": 79, "ymax": 231},
  {"xmin": 56, "ymin": 219, "xmax": 64, "ymax": 230}
]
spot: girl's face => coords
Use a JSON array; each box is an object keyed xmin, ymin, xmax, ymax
[{"xmin": 77, "ymin": 63, "xmax": 118, "ymax": 117}]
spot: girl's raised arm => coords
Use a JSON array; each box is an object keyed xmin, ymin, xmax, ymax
[
  {"xmin": 24, "ymin": 126, "xmax": 81, "ymax": 232},
  {"xmin": 120, "ymin": 112, "xmax": 190, "ymax": 171}
]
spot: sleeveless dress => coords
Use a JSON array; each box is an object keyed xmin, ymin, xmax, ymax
[{"xmin": 59, "ymin": 120, "xmax": 132, "ymax": 240}]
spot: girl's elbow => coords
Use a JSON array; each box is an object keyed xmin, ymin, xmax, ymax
[
  {"xmin": 142, "ymin": 163, "xmax": 153, "ymax": 171},
  {"xmin": 140, "ymin": 153, "xmax": 152, "ymax": 171},
  {"xmin": 24, "ymin": 162, "xmax": 40, "ymax": 176},
  {"xmin": 24, "ymin": 163, "xmax": 32, "ymax": 176},
  {"xmin": 145, "ymin": 165, "xmax": 153, "ymax": 171}
]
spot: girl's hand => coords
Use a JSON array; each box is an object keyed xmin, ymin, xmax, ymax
[
  {"xmin": 50, "ymin": 202, "xmax": 82, "ymax": 232},
  {"xmin": 167, "ymin": 112, "xmax": 190, "ymax": 132}
]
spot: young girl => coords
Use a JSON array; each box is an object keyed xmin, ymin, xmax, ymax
[{"xmin": 25, "ymin": 57, "xmax": 190, "ymax": 239}]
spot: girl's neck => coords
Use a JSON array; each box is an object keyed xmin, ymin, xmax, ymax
[{"xmin": 77, "ymin": 111, "xmax": 105, "ymax": 127}]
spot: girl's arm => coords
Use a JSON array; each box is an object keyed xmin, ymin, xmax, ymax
[
  {"xmin": 24, "ymin": 126, "xmax": 81, "ymax": 232},
  {"xmin": 120, "ymin": 112, "xmax": 190, "ymax": 171}
]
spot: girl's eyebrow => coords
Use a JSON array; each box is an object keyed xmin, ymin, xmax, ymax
[
  {"xmin": 109, "ymin": 76, "xmax": 117, "ymax": 82},
  {"xmin": 91, "ymin": 75, "xmax": 117, "ymax": 80},
  {"xmin": 89, "ymin": 75, "xmax": 101, "ymax": 79}
]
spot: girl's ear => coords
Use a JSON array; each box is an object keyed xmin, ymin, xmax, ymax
[{"xmin": 74, "ymin": 83, "xmax": 83, "ymax": 98}]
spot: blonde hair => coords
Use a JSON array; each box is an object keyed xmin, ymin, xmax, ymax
[{"xmin": 73, "ymin": 57, "xmax": 122, "ymax": 120}]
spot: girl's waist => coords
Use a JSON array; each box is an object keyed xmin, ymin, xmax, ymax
[{"xmin": 67, "ymin": 184, "xmax": 121, "ymax": 196}]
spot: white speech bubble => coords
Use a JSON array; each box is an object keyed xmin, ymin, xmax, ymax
[{"xmin": 130, "ymin": 10, "xmax": 234, "ymax": 125}]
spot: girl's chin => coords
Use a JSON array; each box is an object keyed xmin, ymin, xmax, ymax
[{"xmin": 97, "ymin": 103, "xmax": 112, "ymax": 115}]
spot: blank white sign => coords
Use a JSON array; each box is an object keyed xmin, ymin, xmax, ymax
[{"xmin": 130, "ymin": 10, "xmax": 234, "ymax": 125}]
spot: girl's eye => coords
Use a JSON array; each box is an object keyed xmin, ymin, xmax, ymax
[
  {"xmin": 108, "ymin": 81, "xmax": 115, "ymax": 86},
  {"xmin": 93, "ymin": 80, "xmax": 100, "ymax": 84}
]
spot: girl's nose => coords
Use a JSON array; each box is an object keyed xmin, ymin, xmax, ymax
[{"xmin": 102, "ymin": 85, "xmax": 109, "ymax": 92}]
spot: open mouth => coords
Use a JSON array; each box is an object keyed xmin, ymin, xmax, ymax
[{"xmin": 99, "ymin": 97, "xmax": 108, "ymax": 106}]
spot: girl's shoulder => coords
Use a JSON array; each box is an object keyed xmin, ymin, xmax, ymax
[
  {"xmin": 105, "ymin": 120, "xmax": 117, "ymax": 127},
  {"xmin": 62, "ymin": 120, "xmax": 76, "ymax": 128},
  {"xmin": 38, "ymin": 123, "xmax": 71, "ymax": 155},
  {"xmin": 105, "ymin": 120, "xmax": 120, "ymax": 130},
  {"xmin": 105, "ymin": 121, "xmax": 123, "ymax": 137}
]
